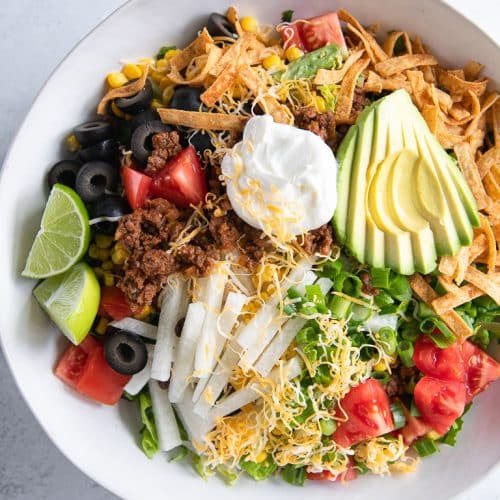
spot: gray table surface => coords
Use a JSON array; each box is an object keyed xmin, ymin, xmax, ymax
[{"xmin": 0, "ymin": 1, "xmax": 497, "ymax": 499}]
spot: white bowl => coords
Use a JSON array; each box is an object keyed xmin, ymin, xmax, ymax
[{"xmin": 0, "ymin": 0, "xmax": 499, "ymax": 498}]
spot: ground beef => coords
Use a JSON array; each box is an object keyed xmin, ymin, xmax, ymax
[
  {"xmin": 385, "ymin": 375, "xmax": 401, "ymax": 398},
  {"xmin": 359, "ymin": 270, "xmax": 379, "ymax": 296},
  {"xmin": 352, "ymin": 87, "xmax": 370, "ymax": 117},
  {"xmin": 300, "ymin": 224, "xmax": 334, "ymax": 256},
  {"xmin": 145, "ymin": 131, "xmax": 182, "ymax": 174},
  {"xmin": 293, "ymin": 106, "xmax": 336, "ymax": 143}
]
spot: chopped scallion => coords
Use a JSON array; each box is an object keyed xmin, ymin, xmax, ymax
[{"xmin": 413, "ymin": 437, "xmax": 440, "ymax": 457}]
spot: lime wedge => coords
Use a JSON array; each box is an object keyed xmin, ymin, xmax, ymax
[
  {"xmin": 22, "ymin": 183, "xmax": 90, "ymax": 278},
  {"xmin": 33, "ymin": 263, "xmax": 101, "ymax": 344}
]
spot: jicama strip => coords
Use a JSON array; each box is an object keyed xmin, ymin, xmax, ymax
[
  {"xmin": 174, "ymin": 387, "xmax": 216, "ymax": 450},
  {"xmin": 168, "ymin": 303, "xmax": 206, "ymax": 403},
  {"xmin": 362, "ymin": 313, "xmax": 398, "ymax": 333},
  {"xmin": 254, "ymin": 277, "xmax": 333, "ymax": 376},
  {"xmin": 193, "ymin": 347, "xmax": 240, "ymax": 417},
  {"xmin": 151, "ymin": 275, "xmax": 189, "ymax": 381},
  {"xmin": 192, "ymin": 292, "xmax": 247, "ymax": 403},
  {"xmin": 237, "ymin": 270, "xmax": 317, "ymax": 369},
  {"xmin": 148, "ymin": 381, "xmax": 182, "ymax": 452},
  {"xmin": 124, "ymin": 344, "xmax": 154, "ymax": 396},
  {"xmin": 194, "ymin": 265, "xmax": 229, "ymax": 377},
  {"xmin": 109, "ymin": 317, "xmax": 158, "ymax": 340},
  {"xmin": 210, "ymin": 357, "xmax": 303, "ymax": 420}
]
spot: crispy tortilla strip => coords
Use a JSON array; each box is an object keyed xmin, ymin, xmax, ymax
[
  {"xmin": 406, "ymin": 70, "xmax": 434, "ymax": 109},
  {"xmin": 338, "ymin": 9, "xmax": 388, "ymax": 63},
  {"xmin": 314, "ymin": 50, "xmax": 364, "ymax": 85},
  {"xmin": 374, "ymin": 54, "xmax": 437, "ymax": 78},
  {"xmin": 383, "ymin": 31, "xmax": 412, "ymax": 57},
  {"xmin": 335, "ymin": 57, "xmax": 370, "ymax": 122},
  {"xmin": 439, "ymin": 256, "xmax": 458, "ymax": 277},
  {"xmin": 157, "ymin": 108, "xmax": 247, "ymax": 131},
  {"xmin": 480, "ymin": 214, "xmax": 498, "ymax": 272},
  {"xmin": 465, "ymin": 92, "xmax": 500, "ymax": 138},
  {"xmin": 454, "ymin": 142, "xmax": 489, "ymax": 210},
  {"xmin": 170, "ymin": 28, "xmax": 214, "ymax": 71},
  {"xmin": 468, "ymin": 233, "xmax": 488, "ymax": 263},
  {"xmin": 363, "ymin": 70, "xmax": 383, "ymax": 93},
  {"xmin": 493, "ymin": 101, "xmax": 500, "ymax": 146},
  {"xmin": 168, "ymin": 45, "xmax": 222, "ymax": 85},
  {"xmin": 421, "ymin": 104, "xmax": 440, "ymax": 134},
  {"xmin": 438, "ymin": 276, "xmax": 460, "ymax": 294},
  {"xmin": 484, "ymin": 172, "xmax": 500, "ymax": 201},
  {"xmin": 411, "ymin": 36, "xmax": 436, "ymax": 83},
  {"xmin": 201, "ymin": 64, "xmax": 237, "ymax": 107},
  {"xmin": 463, "ymin": 60, "xmax": 484, "ymax": 81},
  {"xmin": 209, "ymin": 34, "xmax": 256, "ymax": 76},
  {"xmin": 453, "ymin": 246, "xmax": 470, "ymax": 285},
  {"xmin": 437, "ymin": 68, "xmax": 488, "ymax": 98},
  {"xmin": 464, "ymin": 266, "xmax": 500, "ymax": 304},
  {"xmin": 432, "ymin": 284, "xmax": 484, "ymax": 314},
  {"xmin": 477, "ymin": 148, "xmax": 499, "ymax": 179},
  {"xmin": 449, "ymin": 103, "xmax": 471, "ymax": 122},
  {"xmin": 97, "ymin": 65, "xmax": 149, "ymax": 115},
  {"xmin": 409, "ymin": 274, "xmax": 472, "ymax": 340},
  {"xmin": 435, "ymin": 88, "xmax": 453, "ymax": 113}
]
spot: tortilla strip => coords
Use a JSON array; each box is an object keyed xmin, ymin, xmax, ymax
[
  {"xmin": 314, "ymin": 50, "xmax": 364, "ymax": 85},
  {"xmin": 421, "ymin": 104, "xmax": 440, "ymax": 134},
  {"xmin": 465, "ymin": 92, "xmax": 500, "ymax": 139},
  {"xmin": 464, "ymin": 266, "xmax": 500, "ymax": 304},
  {"xmin": 209, "ymin": 34, "xmax": 256, "ymax": 76},
  {"xmin": 168, "ymin": 45, "xmax": 222, "ymax": 86},
  {"xmin": 480, "ymin": 214, "xmax": 498, "ymax": 272},
  {"xmin": 484, "ymin": 172, "xmax": 500, "ymax": 201},
  {"xmin": 478, "ymin": 148, "xmax": 499, "ymax": 179},
  {"xmin": 449, "ymin": 104, "xmax": 471, "ymax": 122},
  {"xmin": 363, "ymin": 70, "xmax": 383, "ymax": 93},
  {"xmin": 157, "ymin": 108, "xmax": 247, "ymax": 131},
  {"xmin": 335, "ymin": 57, "xmax": 370, "ymax": 122},
  {"xmin": 438, "ymin": 276, "xmax": 460, "ymax": 294},
  {"xmin": 453, "ymin": 246, "xmax": 470, "ymax": 285},
  {"xmin": 170, "ymin": 29, "xmax": 214, "ymax": 72},
  {"xmin": 437, "ymin": 69, "xmax": 488, "ymax": 98},
  {"xmin": 338, "ymin": 9, "xmax": 388, "ymax": 63},
  {"xmin": 493, "ymin": 101, "xmax": 500, "ymax": 146},
  {"xmin": 97, "ymin": 65, "xmax": 149, "ymax": 115},
  {"xmin": 432, "ymin": 284, "xmax": 484, "ymax": 314},
  {"xmin": 454, "ymin": 142, "xmax": 489, "ymax": 210},
  {"xmin": 406, "ymin": 70, "xmax": 434, "ymax": 109},
  {"xmin": 409, "ymin": 274, "xmax": 472, "ymax": 340},
  {"xmin": 411, "ymin": 37, "xmax": 436, "ymax": 83},
  {"xmin": 463, "ymin": 60, "xmax": 484, "ymax": 81},
  {"xmin": 439, "ymin": 256, "xmax": 458, "ymax": 276},
  {"xmin": 374, "ymin": 54, "xmax": 437, "ymax": 78},
  {"xmin": 201, "ymin": 64, "xmax": 238, "ymax": 107},
  {"xmin": 383, "ymin": 31, "xmax": 412, "ymax": 57},
  {"xmin": 468, "ymin": 233, "xmax": 488, "ymax": 264}
]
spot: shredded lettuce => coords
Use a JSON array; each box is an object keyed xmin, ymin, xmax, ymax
[
  {"xmin": 319, "ymin": 84, "xmax": 340, "ymax": 111},
  {"xmin": 138, "ymin": 392, "xmax": 159, "ymax": 459},
  {"xmin": 440, "ymin": 403, "xmax": 472, "ymax": 447},
  {"xmin": 240, "ymin": 456, "xmax": 277, "ymax": 480},
  {"xmin": 281, "ymin": 9, "xmax": 294, "ymax": 22},
  {"xmin": 281, "ymin": 464, "xmax": 307, "ymax": 486}
]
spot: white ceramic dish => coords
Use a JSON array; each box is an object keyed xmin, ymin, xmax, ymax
[{"xmin": 0, "ymin": 0, "xmax": 499, "ymax": 498}]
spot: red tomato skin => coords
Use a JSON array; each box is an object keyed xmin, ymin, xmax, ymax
[
  {"xmin": 280, "ymin": 23, "xmax": 305, "ymax": 51},
  {"xmin": 54, "ymin": 336, "xmax": 99, "ymax": 389},
  {"xmin": 398, "ymin": 402, "xmax": 432, "ymax": 445},
  {"xmin": 461, "ymin": 341, "xmax": 500, "ymax": 402},
  {"xmin": 307, "ymin": 458, "xmax": 358, "ymax": 482},
  {"xmin": 76, "ymin": 345, "xmax": 131, "ymax": 405},
  {"xmin": 122, "ymin": 167, "xmax": 152, "ymax": 210},
  {"xmin": 98, "ymin": 286, "xmax": 132, "ymax": 320},
  {"xmin": 299, "ymin": 13, "xmax": 347, "ymax": 52},
  {"xmin": 413, "ymin": 376, "xmax": 466, "ymax": 435},
  {"xmin": 413, "ymin": 335, "xmax": 465, "ymax": 382},
  {"xmin": 150, "ymin": 146, "xmax": 207, "ymax": 208},
  {"xmin": 332, "ymin": 379, "xmax": 394, "ymax": 449}
]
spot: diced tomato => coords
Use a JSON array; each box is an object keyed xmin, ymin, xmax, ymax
[
  {"xmin": 76, "ymin": 345, "xmax": 131, "ymax": 405},
  {"xmin": 299, "ymin": 13, "xmax": 346, "ymax": 52},
  {"xmin": 461, "ymin": 341, "xmax": 500, "ymax": 402},
  {"xmin": 99, "ymin": 286, "xmax": 132, "ymax": 320},
  {"xmin": 150, "ymin": 146, "xmax": 207, "ymax": 208},
  {"xmin": 307, "ymin": 458, "xmax": 358, "ymax": 482},
  {"xmin": 413, "ymin": 376, "xmax": 466, "ymax": 435},
  {"xmin": 332, "ymin": 379, "xmax": 394, "ymax": 449},
  {"xmin": 398, "ymin": 402, "xmax": 432, "ymax": 445},
  {"xmin": 54, "ymin": 335, "xmax": 99, "ymax": 389},
  {"xmin": 413, "ymin": 335, "xmax": 465, "ymax": 382},
  {"xmin": 280, "ymin": 23, "xmax": 305, "ymax": 51},
  {"xmin": 122, "ymin": 166, "xmax": 152, "ymax": 210}
]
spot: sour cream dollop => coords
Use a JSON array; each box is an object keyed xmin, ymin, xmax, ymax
[{"xmin": 221, "ymin": 115, "xmax": 338, "ymax": 241}]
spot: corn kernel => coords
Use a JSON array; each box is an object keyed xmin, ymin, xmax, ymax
[
  {"xmin": 95, "ymin": 317, "xmax": 109, "ymax": 335},
  {"xmin": 150, "ymin": 99, "xmax": 163, "ymax": 109},
  {"xmin": 315, "ymin": 95, "xmax": 327, "ymax": 113},
  {"xmin": 255, "ymin": 451, "xmax": 268, "ymax": 463},
  {"xmin": 240, "ymin": 16, "xmax": 258, "ymax": 33},
  {"xmin": 107, "ymin": 71, "xmax": 128, "ymax": 88},
  {"xmin": 139, "ymin": 57, "xmax": 154, "ymax": 66},
  {"xmin": 159, "ymin": 75, "xmax": 173, "ymax": 90},
  {"xmin": 88, "ymin": 244, "xmax": 100, "ymax": 259},
  {"xmin": 66, "ymin": 134, "xmax": 81, "ymax": 153},
  {"xmin": 102, "ymin": 260, "xmax": 114, "ymax": 271},
  {"xmin": 155, "ymin": 58, "xmax": 169, "ymax": 73},
  {"xmin": 103, "ymin": 272, "xmax": 115, "ymax": 287},
  {"xmin": 110, "ymin": 101, "xmax": 127, "ymax": 119},
  {"xmin": 114, "ymin": 241, "xmax": 125, "ymax": 252},
  {"xmin": 262, "ymin": 54, "xmax": 282, "ymax": 71},
  {"xmin": 95, "ymin": 233, "xmax": 114, "ymax": 249},
  {"xmin": 162, "ymin": 86, "xmax": 175, "ymax": 106},
  {"xmin": 122, "ymin": 63, "xmax": 143, "ymax": 80},
  {"xmin": 93, "ymin": 267, "xmax": 104, "ymax": 279},
  {"xmin": 426, "ymin": 431, "xmax": 441, "ymax": 440},
  {"xmin": 149, "ymin": 70, "xmax": 164, "ymax": 84},
  {"xmin": 373, "ymin": 361, "xmax": 387, "ymax": 372},
  {"xmin": 285, "ymin": 46, "xmax": 304, "ymax": 62},
  {"xmin": 97, "ymin": 248, "xmax": 110, "ymax": 262},
  {"xmin": 111, "ymin": 247, "xmax": 130, "ymax": 266},
  {"xmin": 134, "ymin": 305, "xmax": 153, "ymax": 320},
  {"xmin": 165, "ymin": 49, "xmax": 181, "ymax": 60}
]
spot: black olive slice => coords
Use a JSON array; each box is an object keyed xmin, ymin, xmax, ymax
[
  {"xmin": 78, "ymin": 139, "xmax": 118, "ymax": 163},
  {"xmin": 169, "ymin": 86, "xmax": 203, "ymax": 113},
  {"xmin": 89, "ymin": 194, "xmax": 131, "ymax": 234},
  {"xmin": 189, "ymin": 130, "xmax": 215, "ymax": 155},
  {"xmin": 47, "ymin": 160, "xmax": 81, "ymax": 189},
  {"xmin": 131, "ymin": 120, "xmax": 171, "ymax": 165},
  {"xmin": 115, "ymin": 80, "xmax": 153, "ymax": 115},
  {"xmin": 206, "ymin": 13, "xmax": 237, "ymax": 38},
  {"xmin": 104, "ymin": 331, "xmax": 148, "ymax": 375},
  {"xmin": 73, "ymin": 120, "xmax": 112, "ymax": 146},
  {"xmin": 75, "ymin": 161, "xmax": 118, "ymax": 203}
]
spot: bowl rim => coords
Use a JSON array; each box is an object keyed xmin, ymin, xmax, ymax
[{"xmin": 0, "ymin": 1, "xmax": 499, "ymax": 498}]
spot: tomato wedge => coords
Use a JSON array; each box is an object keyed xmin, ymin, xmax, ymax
[
  {"xmin": 299, "ymin": 13, "xmax": 347, "ymax": 52},
  {"xmin": 413, "ymin": 335, "xmax": 465, "ymax": 382},
  {"xmin": 398, "ymin": 402, "xmax": 432, "ymax": 445},
  {"xmin": 122, "ymin": 166, "xmax": 152, "ymax": 210},
  {"xmin": 280, "ymin": 23, "xmax": 305, "ymax": 51},
  {"xmin": 150, "ymin": 146, "xmax": 207, "ymax": 208},
  {"xmin": 332, "ymin": 379, "xmax": 394, "ymax": 448},
  {"xmin": 99, "ymin": 286, "xmax": 132, "ymax": 320},
  {"xmin": 307, "ymin": 458, "xmax": 358, "ymax": 482},
  {"xmin": 55, "ymin": 337, "xmax": 130, "ymax": 405},
  {"xmin": 413, "ymin": 376, "xmax": 466, "ymax": 435},
  {"xmin": 461, "ymin": 341, "xmax": 500, "ymax": 402}
]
